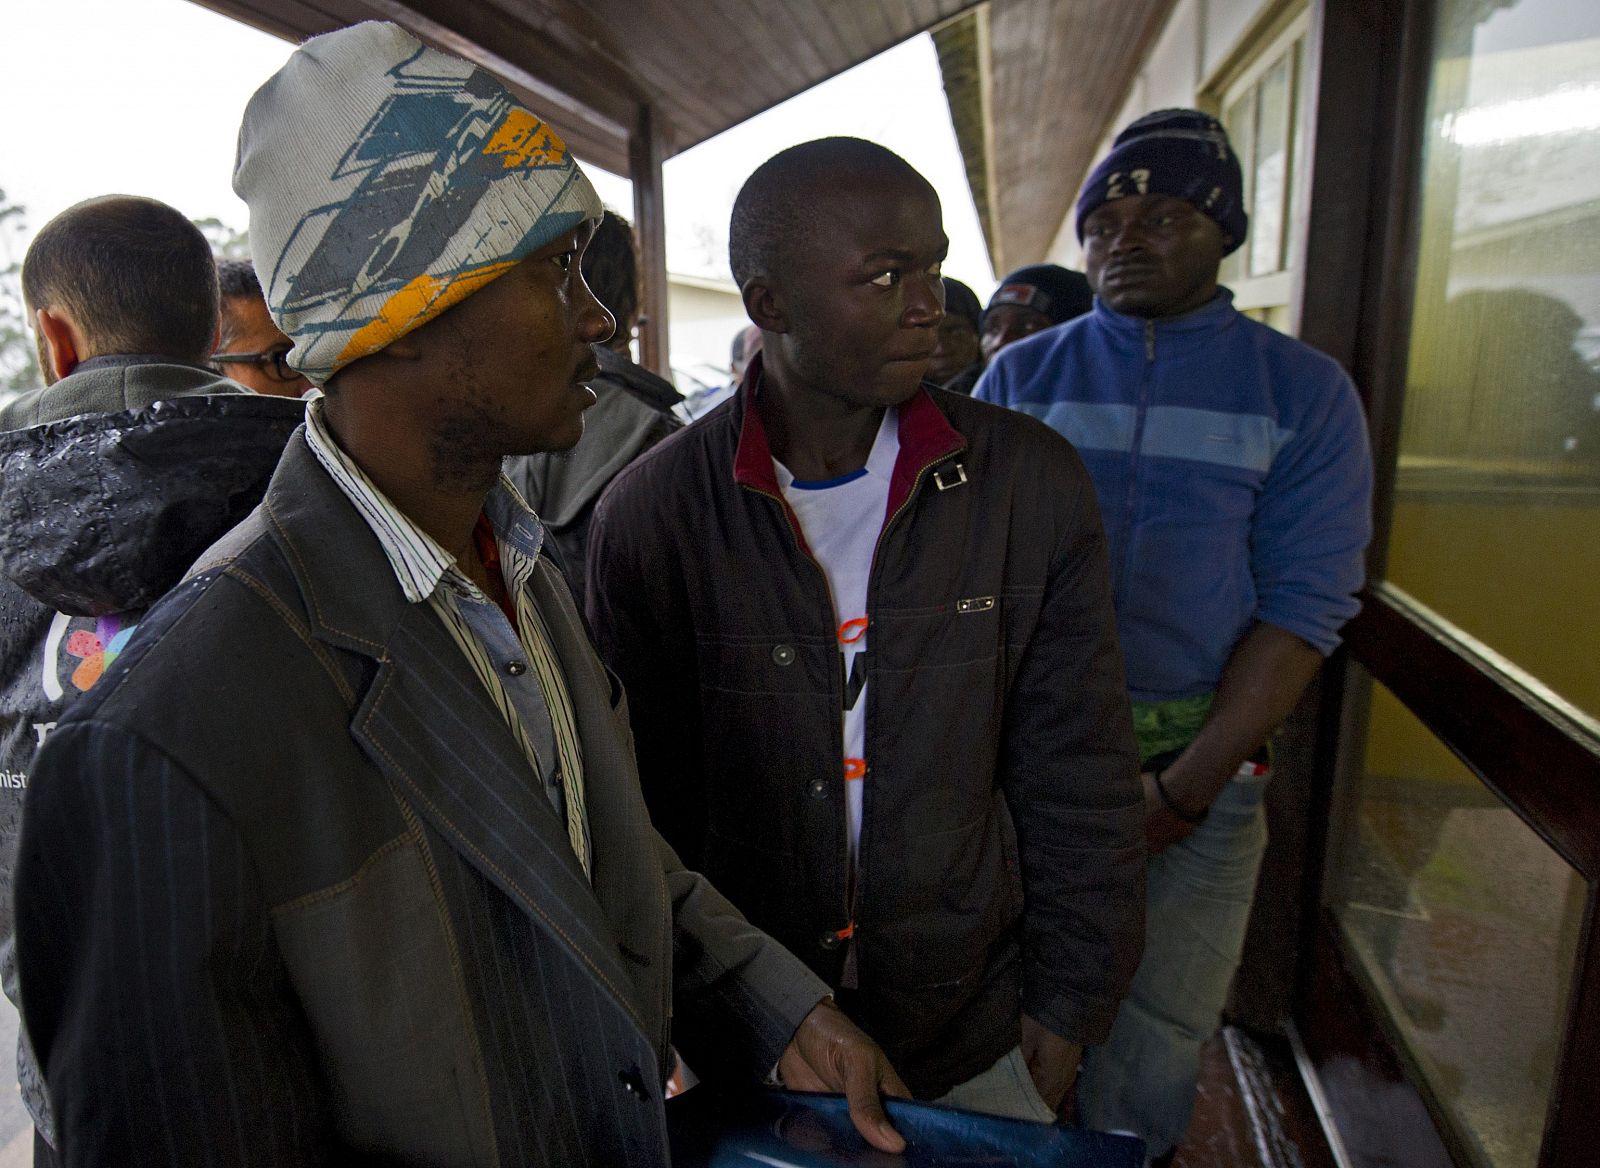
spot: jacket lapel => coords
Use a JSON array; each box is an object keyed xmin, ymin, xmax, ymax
[
  {"xmin": 263, "ymin": 435, "xmax": 650, "ymax": 1034},
  {"xmin": 522, "ymin": 560, "xmax": 672, "ymax": 1023}
]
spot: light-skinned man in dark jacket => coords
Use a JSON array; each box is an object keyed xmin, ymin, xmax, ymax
[
  {"xmin": 0, "ymin": 194, "xmax": 307, "ymax": 1167},
  {"xmin": 587, "ymin": 137, "xmax": 1146, "ymax": 1121}
]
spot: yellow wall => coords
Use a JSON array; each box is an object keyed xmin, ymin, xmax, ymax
[{"xmin": 1364, "ymin": 486, "xmax": 1600, "ymax": 783}]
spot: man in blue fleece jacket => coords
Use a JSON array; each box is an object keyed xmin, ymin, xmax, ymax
[{"xmin": 976, "ymin": 109, "xmax": 1373, "ymax": 1164}]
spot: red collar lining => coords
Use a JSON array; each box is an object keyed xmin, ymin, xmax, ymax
[{"xmin": 732, "ymin": 355, "xmax": 968, "ymax": 533}]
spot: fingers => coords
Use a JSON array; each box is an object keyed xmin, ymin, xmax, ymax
[
  {"xmin": 878, "ymin": 1059, "xmax": 912, "ymax": 1100},
  {"xmin": 777, "ymin": 1043, "xmax": 829, "ymax": 1092},
  {"xmin": 843, "ymin": 1052, "xmax": 905, "ymax": 1154}
]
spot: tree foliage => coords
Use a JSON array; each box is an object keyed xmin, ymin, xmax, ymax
[
  {"xmin": 192, "ymin": 216, "xmax": 251, "ymax": 259},
  {"xmin": 0, "ymin": 188, "xmax": 42, "ymax": 396}
]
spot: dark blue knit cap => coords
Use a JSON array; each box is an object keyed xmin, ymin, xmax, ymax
[
  {"xmin": 1075, "ymin": 109, "xmax": 1248, "ymax": 256},
  {"xmin": 983, "ymin": 264, "xmax": 1093, "ymax": 327}
]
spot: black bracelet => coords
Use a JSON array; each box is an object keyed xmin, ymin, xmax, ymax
[{"xmin": 1153, "ymin": 769, "xmax": 1209, "ymax": 825}]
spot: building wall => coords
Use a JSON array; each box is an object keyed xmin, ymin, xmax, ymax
[{"xmin": 666, "ymin": 276, "xmax": 746, "ymax": 387}]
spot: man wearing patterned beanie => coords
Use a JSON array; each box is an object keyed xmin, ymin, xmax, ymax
[
  {"xmin": 15, "ymin": 22, "xmax": 906, "ymax": 1167},
  {"xmin": 976, "ymin": 108, "xmax": 1373, "ymax": 1164}
]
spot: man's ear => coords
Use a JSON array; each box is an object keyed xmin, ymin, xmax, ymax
[
  {"xmin": 34, "ymin": 307, "xmax": 86, "ymax": 382},
  {"xmin": 741, "ymin": 277, "xmax": 787, "ymax": 335}
]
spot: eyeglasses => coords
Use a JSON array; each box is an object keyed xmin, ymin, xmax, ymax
[{"xmin": 212, "ymin": 347, "xmax": 301, "ymax": 384}]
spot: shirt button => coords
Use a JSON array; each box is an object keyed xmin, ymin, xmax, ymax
[
  {"xmin": 806, "ymin": 778, "xmax": 829, "ymax": 800},
  {"xmin": 818, "ymin": 931, "xmax": 843, "ymax": 952},
  {"xmin": 505, "ymin": 660, "xmax": 528, "ymax": 676},
  {"xmin": 771, "ymin": 644, "xmax": 796, "ymax": 666},
  {"xmin": 618, "ymin": 1067, "xmax": 650, "ymax": 1101}
]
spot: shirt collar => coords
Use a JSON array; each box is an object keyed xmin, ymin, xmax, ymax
[
  {"xmin": 303, "ymin": 398, "xmax": 544, "ymax": 604},
  {"xmin": 773, "ymin": 407, "xmax": 899, "ymax": 491}
]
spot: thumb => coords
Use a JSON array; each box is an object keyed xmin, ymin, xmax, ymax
[{"xmin": 843, "ymin": 1053, "xmax": 905, "ymax": 1154}]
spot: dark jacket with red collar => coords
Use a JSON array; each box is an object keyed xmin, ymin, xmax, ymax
[{"xmin": 586, "ymin": 359, "xmax": 1146, "ymax": 1097}]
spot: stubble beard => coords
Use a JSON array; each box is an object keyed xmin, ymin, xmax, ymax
[{"xmin": 430, "ymin": 324, "xmax": 510, "ymax": 495}]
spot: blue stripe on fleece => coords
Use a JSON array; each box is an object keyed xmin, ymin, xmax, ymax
[{"xmin": 1012, "ymin": 401, "xmax": 1289, "ymax": 471}]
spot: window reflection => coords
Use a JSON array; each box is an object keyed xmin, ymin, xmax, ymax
[
  {"xmin": 1334, "ymin": 672, "xmax": 1583, "ymax": 1168},
  {"xmin": 1249, "ymin": 54, "xmax": 1291, "ymax": 277},
  {"xmin": 1390, "ymin": 0, "xmax": 1600, "ymax": 721}
]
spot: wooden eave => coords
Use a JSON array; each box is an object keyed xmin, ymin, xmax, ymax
[
  {"xmin": 938, "ymin": 0, "xmax": 1177, "ymax": 274},
  {"xmin": 188, "ymin": 0, "xmax": 989, "ymax": 177}
]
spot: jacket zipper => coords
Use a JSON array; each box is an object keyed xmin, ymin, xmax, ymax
[
  {"xmin": 851, "ymin": 454, "xmax": 952, "ymax": 989},
  {"xmin": 1116, "ymin": 320, "xmax": 1157, "ymax": 602},
  {"xmin": 739, "ymin": 482, "xmax": 855, "ymax": 944}
]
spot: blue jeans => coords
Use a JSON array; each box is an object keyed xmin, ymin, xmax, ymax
[{"xmin": 1074, "ymin": 765, "xmax": 1270, "ymax": 1158}]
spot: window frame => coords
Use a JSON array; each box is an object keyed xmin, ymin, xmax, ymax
[{"xmin": 1206, "ymin": 7, "xmax": 1312, "ymax": 318}]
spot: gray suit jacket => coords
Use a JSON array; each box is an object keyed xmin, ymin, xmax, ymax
[{"xmin": 15, "ymin": 432, "xmax": 827, "ymax": 1166}]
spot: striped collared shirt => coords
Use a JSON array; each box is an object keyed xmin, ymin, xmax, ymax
[{"xmin": 303, "ymin": 398, "xmax": 591, "ymax": 878}]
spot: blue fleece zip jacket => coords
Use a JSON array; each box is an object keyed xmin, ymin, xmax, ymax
[{"xmin": 975, "ymin": 290, "xmax": 1372, "ymax": 703}]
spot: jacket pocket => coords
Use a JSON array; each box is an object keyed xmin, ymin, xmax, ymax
[
  {"xmin": 272, "ymin": 837, "xmax": 495, "ymax": 1167},
  {"xmin": 693, "ymin": 634, "xmax": 834, "ymax": 853}
]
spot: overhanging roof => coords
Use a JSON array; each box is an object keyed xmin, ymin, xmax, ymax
[
  {"xmin": 936, "ymin": 0, "xmax": 1176, "ymax": 274},
  {"xmin": 190, "ymin": 0, "xmax": 988, "ymax": 176}
]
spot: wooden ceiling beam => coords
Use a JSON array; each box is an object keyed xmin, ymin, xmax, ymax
[
  {"xmin": 358, "ymin": 0, "xmax": 644, "ymax": 174},
  {"xmin": 986, "ymin": 0, "xmax": 1177, "ymax": 270}
]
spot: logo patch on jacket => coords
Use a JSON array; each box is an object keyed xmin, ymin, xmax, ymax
[{"xmin": 42, "ymin": 611, "xmax": 137, "ymax": 700}]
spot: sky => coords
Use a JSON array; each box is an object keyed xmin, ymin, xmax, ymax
[{"xmin": 0, "ymin": 0, "xmax": 997, "ymax": 366}]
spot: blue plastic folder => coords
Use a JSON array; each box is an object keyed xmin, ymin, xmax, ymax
[{"xmin": 666, "ymin": 1088, "xmax": 1146, "ymax": 1167}]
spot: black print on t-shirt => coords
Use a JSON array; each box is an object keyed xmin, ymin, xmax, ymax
[{"xmin": 842, "ymin": 651, "xmax": 868, "ymax": 712}]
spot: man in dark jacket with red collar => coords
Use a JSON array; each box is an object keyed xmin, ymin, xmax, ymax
[{"xmin": 587, "ymin": 137, "xmax": 1146, "ymax": 1120}]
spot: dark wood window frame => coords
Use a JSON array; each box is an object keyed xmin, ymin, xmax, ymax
[{"xmin": 1268, "ymin": 1, "xmax": 1600, "ymax": 1165}]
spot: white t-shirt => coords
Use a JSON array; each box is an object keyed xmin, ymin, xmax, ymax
[{"xmin": 775, "ymin": 408, "xmax": 900, "ymax": 877}]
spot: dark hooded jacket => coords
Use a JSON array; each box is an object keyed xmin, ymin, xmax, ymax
[
  {"xmin": 503, "ymin": 344, "xmax": 681, "ymax": 597},
  {"xmin": 0, "ymin": 357, "xmax": 304, "ymax": 1141}
]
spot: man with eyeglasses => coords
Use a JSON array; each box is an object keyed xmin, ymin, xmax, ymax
[{"xmin": 212, "ymin": 257, "xmax": 313, "ymax": 397}]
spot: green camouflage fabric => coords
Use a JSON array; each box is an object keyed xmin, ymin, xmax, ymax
[{"xmin": 1129, "ymin": 693, "xmax": 1214, "ymax": 764}]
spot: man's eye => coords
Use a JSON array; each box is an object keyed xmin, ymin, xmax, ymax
[
  {"xmin": 870, "ymin": 270, "xmax": 900, "ymax": 288},
  {"xmin": 554, "ymin": 251, "xmax": 576, "ymax": 273}
]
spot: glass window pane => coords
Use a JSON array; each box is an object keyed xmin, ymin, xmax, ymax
[
  {"xmin": 1332, "ymin": 672, "xmax": 1584, "ymax": 1168},
  {"xmin": 1249, "ymin": 54, "xmax": 1292, "ymax": 277},
  {"xmin": 1221, "ymin": 89, "xmax": 1256, "ymax": 287},
  {"xmin": 1389, "ymin": 0, "xmax": 1600, "ymax": 722}
]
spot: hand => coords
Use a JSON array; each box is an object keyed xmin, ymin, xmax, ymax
[
  {"xmin": 779, "ymin": 998, "xmax": 909, "ymax": 1153},
  {"xmin": 1142, "ymin": 771, "xmax": 1199, "ymax": 854},
  {"xmin": 1020, "ymin": 1014, "xmax": 1082, "ymax": 1116}
]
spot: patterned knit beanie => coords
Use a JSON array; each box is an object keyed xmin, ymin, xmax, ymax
[
  {"xmin": 983, "ymin": 264, "xmax": 1094, "ymax": 327},
  {"xmin": 1075, "ymin": 109, "xmax": 1248, "ymax": 256},
  {"xmin": 234, "ymin": 22, "xmax": 602, "ymax": 384}
]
